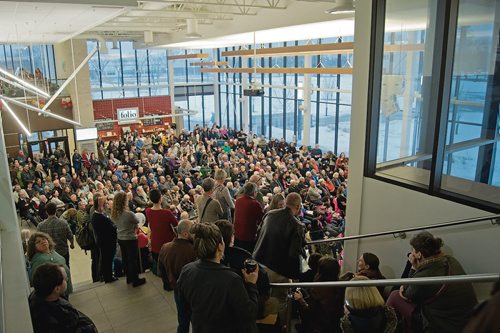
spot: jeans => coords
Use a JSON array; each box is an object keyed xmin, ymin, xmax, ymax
[
  {"xmin": 118, "ymin": 239, "xmax": 140, "ymax": 283},
  {"xmin": 174, "ymin": 288, "xmax": 191, "ymax": 333}
]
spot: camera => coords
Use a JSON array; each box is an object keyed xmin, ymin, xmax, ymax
[{"xmin": 244, "ymin": 259, "xmax": 257, "ymax": 273}]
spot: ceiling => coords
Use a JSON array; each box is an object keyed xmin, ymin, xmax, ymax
[{"xmin": 0, "ymin": 0, "xmax": 354, "ymax": 48}]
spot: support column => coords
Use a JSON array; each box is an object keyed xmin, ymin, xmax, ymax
[
  {"xmin": 302, "ymin": 55, "xmax": 312, "ymax": 147},
  {"xmin": 241, "ymin": 58, "xmax": 250, "ymax": 132},
  {"xmin": 167, "ymin": 50, "xmax": 182, "ymax": 133},
  {"xmin": 0, "ymin": 111, "xmax": 34, "ymax": 333},
  {"xmin": 53, "ymin": 39, "xmax": 96, "ymax": 154}
]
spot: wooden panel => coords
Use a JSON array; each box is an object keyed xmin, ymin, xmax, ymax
[
  {"xmin": 222, "ymin": 42, "xmax": 354, "ymax": 57},
  {"xmin": 221, "ymin": 43, "xmax": 424, "ymax": 58},
  {"xmin": 190, "ymin": 61, "xmax": 229, "ymax": 66},
  {"xmin": 384, "ymin": 44, "xmax": 425, "ymax": 52},
  {"xmin": 200, "ymin": 67, "xmax": 353, "ymax": 75},
  {"xmin": 168, "ymin": 53, "xmax": 209, "ymax": 60}
]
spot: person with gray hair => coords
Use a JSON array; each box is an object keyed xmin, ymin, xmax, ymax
[
  {"xmin": 233, "ymin": 182, "xmax": 264, "ymax": 252},
  {"xmin": 195, "ymin": 178, "xmax": 223, "ymax": 223},
  {"xmin": 213, "ymin": 169, "xmax": 235, "ymax": 221},
  {"xmin": 158, "ymin": 219, "xmax": 196, "ymax": 332}
]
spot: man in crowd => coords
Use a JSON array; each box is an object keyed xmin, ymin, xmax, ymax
[
  {"xmin": 253, "ymin": 192, "xmax": 305, "ymax": 283},
  {"xmin": 233, "ymin": 182, "xmax": 264, "ymax": 253},
  {"xmin": 37, "ymin": 202, "xmax": 75, "ymax": 267},
  {"xmin": 158, "ymin": 219, "xmax": 196, "ymax": 333},
  {"xmin": 29, "ymin": 263, "xmax": 97, "ymax": 333}
]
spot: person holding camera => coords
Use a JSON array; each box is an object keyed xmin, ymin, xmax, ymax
[
  {"xmin": 293, "ymin": 256, "xmax": 344, "ymax": 333},
  {"xmin": 177, "ymin": 223, "xmax": 259, "ymax": 333}
]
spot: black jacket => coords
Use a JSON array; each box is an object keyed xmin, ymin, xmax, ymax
[
  {"xmin": 253, "ymin": 207, "xmax": 305, "ymax": 279},
  {"xmin": 29, "ymin": 291, "xmax": 97, "ymax": 333},
  {"xmin": 177, "ymin": 259, "xmax": 259, "ymax": 333},
  {"xmin": 91, "ymin": 211, "xmax": 117, "ymax": 249}
]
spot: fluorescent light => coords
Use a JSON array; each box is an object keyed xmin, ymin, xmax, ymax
[
  {"xmin": 1, "ymin": 99, "xmax": 31, "ymax": 136},
  {"xmin": 0, "ymin": 95, "xmax": 81, "ymax": 126},
  {"xmin": 0, "ymin": 67, "xmax": 51, "ymax": 99}
]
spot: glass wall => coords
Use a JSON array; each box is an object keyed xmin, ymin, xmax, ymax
[
  {"xmin": 86, "ymin": 38, "xmax": 354, "ymax": 153},
  {"xmin": 0, "ymin": 43, "xmax": 57, "ymax": 97},
  {"xmin": 88, "ymin": 41, "xmax": 168, "ymax": 99},
  {"xmin": 366, "ymin": 0, "xmax": 500, "ymax": 211}
]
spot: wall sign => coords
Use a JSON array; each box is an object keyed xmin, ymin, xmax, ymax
[{"xmin": 117, "ymin": 107, "xmax": 139, "ymax": 124}]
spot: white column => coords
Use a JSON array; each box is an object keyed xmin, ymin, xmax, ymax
[
  {"xmin": 302, "ymin": 55, "xmax": 312, "ymax": 146},
  {"xmin": 342, "ymin": 0, "xmax": 373, "ymax": 273},
  {"xmin": 400, "ymin": 32, "xmax": 417, "ymax": 156},
  {"xmin": 0, "ymin": 112, "xmax": 34, "ymax": 332},
  {"xmin": 241, "ymin": 58, "xmax": 250, "ymax": 132},
  {"xmin": 167, "ymin": 50, "xmax": 182, "ymax": 133},
  {"xmin": 213, "ymin": 79, "xmax": 220, "ymax": 127},
  {"xmin": 53, "ymin": 39, "xmax": 96, "ymax": 154}
]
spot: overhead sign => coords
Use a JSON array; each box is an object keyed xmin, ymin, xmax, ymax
[{"xmin": 117, "ymin": 107, "xmax": 139, "ymax": 124}]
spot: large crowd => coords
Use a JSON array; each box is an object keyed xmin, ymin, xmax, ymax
[{"xmin": 10, "ymin": 123, "xmax": 499, "ymax": 333}]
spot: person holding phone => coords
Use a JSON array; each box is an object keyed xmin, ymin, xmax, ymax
[{"xmin": 177, "ymin": 223, "xmax": 259, "ymax": 333}]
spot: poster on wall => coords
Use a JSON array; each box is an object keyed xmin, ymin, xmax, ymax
[{"xmin": 117, "ymin": 107, "xmax": 139, "ymax": 124}]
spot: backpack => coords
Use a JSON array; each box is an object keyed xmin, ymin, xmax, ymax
[{"xmin": 76, "ymin": 221, "xmax": 96, "ymax": 251}]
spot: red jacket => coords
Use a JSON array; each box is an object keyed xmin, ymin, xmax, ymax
[
  {"xmin": 145, "ymin": 208, "xmax": 178, "ymax": 254},
  {"xmin": 234, "ymin": 195, "xmax": 264, "ymax": 242}
]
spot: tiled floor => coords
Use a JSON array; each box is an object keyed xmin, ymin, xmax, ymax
[{"xmin": 71, "ymin": 272, "xmax": 179, "ymax": 333}]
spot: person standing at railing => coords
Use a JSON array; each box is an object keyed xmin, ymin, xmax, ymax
[{"xmin": 386, "ymin": 231, "xmax": 477, "ymax": 333}]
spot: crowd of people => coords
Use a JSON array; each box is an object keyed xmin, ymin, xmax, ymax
[{"xmin": 10, "ymin": 123, "xmax": 497, "ymax": 333}]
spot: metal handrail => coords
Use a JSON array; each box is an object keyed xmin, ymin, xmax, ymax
[
  {"xmin": 270, "ymin": 273, "xmax": 499, "ymax": 288},
  {"xmin": 308, "ymin": 214, "xmax": 500, "ymax": 245}
]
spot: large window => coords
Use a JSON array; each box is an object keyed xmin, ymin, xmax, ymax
[
  {"xmin": 366, "ymin": 0, "xmax": 500, "ymax": 211},
  {"xmin": 88, "ymin": 41, "xmax": 168, "ymax": 99}
]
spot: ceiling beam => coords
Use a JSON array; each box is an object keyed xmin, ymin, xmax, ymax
[
  {"xmin": 221, "ymin": 43, "xmax": 425, "ymax": 58},
  {"xmin": 129, "ymin": 7, "xmax": 257, "ymax": 16},
  {"xmin": 138, "ymin": 0, "xmax": 287, "ymax": 10},
  {"xmin": 222, "ymin": 42, "xmax": 355, "ymax": 57},
  {"xmin": 169, "ymin": 53, "xmax": 209, "ymax": 60},
  {"xmin": 190, "ymin": 61, "xmax": 229, "ymax": 66},
  {"xmin": 200, "ymin": 67, "xmax": 353, "ymax": 74}
]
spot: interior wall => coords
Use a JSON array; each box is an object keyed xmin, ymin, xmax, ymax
[
  {"xmin": 93, "ymin": 96, "xmax": 172, "ymax": 137},
  {"xmin": 345, "ymin": 0, "xmax": 499, "ymax": 300}
]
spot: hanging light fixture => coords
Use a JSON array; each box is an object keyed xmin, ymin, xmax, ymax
[
  {"xmin": 0, "ymin": 67, "xmax": 50, "ymax": 98},
  {"xmin": 0, "ymin": 95, "xmax": 81, "ymax": 126},
  {"xmin": 185, "ymin": 19, "xmax": 202, "ymax": 39},
  {"xmin": 1, "ymin": 99, "xmax": 32, "ymax": 136},
  {"xmin": 325, "ymin": 0, "xmax": 355, "ymax": 14}
]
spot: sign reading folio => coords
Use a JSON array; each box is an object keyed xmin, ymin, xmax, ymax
[{"xmin": 117, "ymin": 107, "xmax": 139, "ymax": 124}]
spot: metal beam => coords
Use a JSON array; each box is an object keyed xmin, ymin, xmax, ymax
[
  {"xmin": 0, "ymin": 95, "xmax": 81, "ymax": 126},
  {"xmin": 42, "ymin": 47, "xmax": 98, "ymax": 112},
  {"xmin": 138, "ymin": 0, "xmax": 287, "ymax": 9}
]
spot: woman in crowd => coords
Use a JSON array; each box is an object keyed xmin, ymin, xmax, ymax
[
  {"xmin": 293, "ymin": 256, "xmax": 345, "ymax": 333},
  {"xmin": 177, "ymin": 222, "xmax": 259, "ymax": 333},
  {"xmin": 387, "ymin": 231, "xmax": 477, "ymax": 333},
  {"xmin": 111, "ymin": 192, "xmax": 146, "ymax": 287},
  {"xmin": 267, "ymin": 193, "xmax": 285, "ymax": 212},
  {"xmin": 27, "ymin": 232, "xmax": 73, "ymax": 298},
  {"xmin": 341, "ymin": 276, "xmax": 399, "ymax": 333}
]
